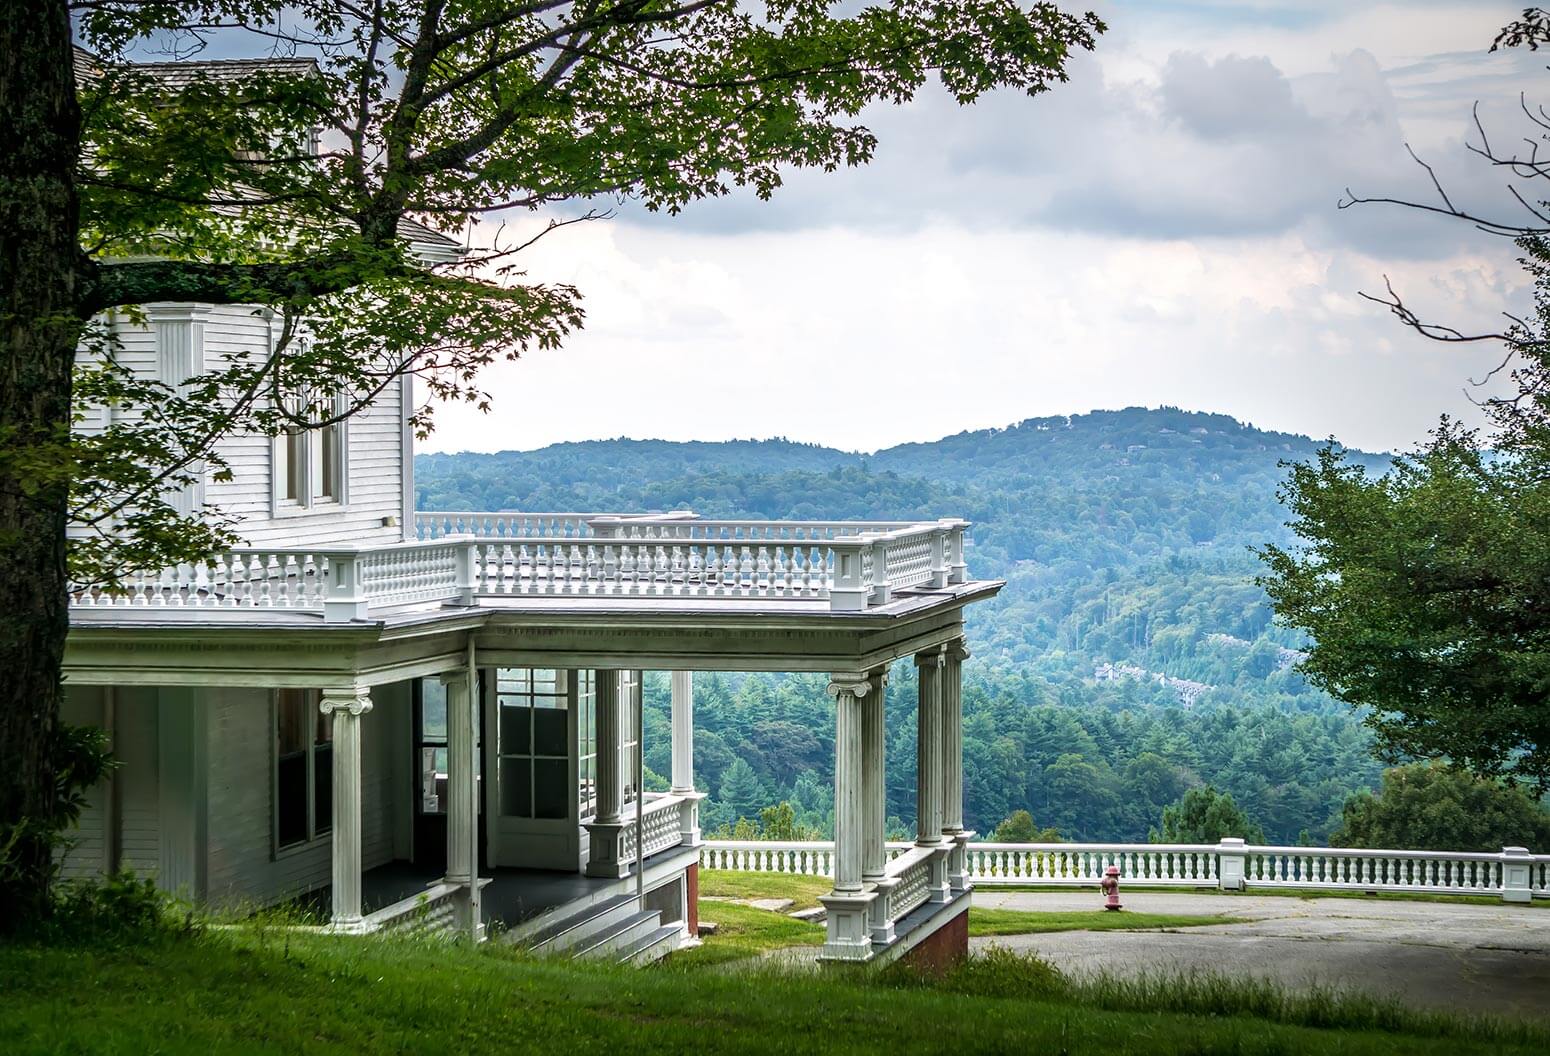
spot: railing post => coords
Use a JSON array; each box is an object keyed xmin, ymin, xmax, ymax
[
  {"xmin": 945, "ymin": 521, "xmax": 968, "ymax": 585},
  {"xmin": 1502, "ymin": 846, "xmax": 1534, "ymax": 903},
  {"xmin": 828, "ymin": 541, "xmax": 869, "ymax": 612},
  {"xmin": 869, "ymin": 535, "xmax": 890, "ymax": 606},
  {"xmin": 454, "ymin": 541, "xmax": 477, "ymax": 605},
  {"xmin": 1217, "ymin": 837, "xmax": 1246, "ymax": 892},
  {"xmin": 928, "ymin": 527, "xmax": 949, "ymax": 589},
  {"xmin": 323, "ymin": 550, "xmax": 369, "ymax": 623}
]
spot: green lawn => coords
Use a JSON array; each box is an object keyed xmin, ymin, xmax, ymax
[
  {"xmin": 676, "ymin": 901, "xmax": 824, "ymax": 968},
  {"xmin": 698, "ymin": 870, "xmax": 832, "ymax": 908},
  {"xmin": 968, "ymin": 907, "xmax": 1246, "ymax": 936},
  {"xmin": 2, "ymin": 927, "xmax": 1546, "ymax": 1055}
]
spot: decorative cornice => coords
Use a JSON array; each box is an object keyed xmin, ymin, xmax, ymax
[{"xmin": 319, "ymin": 689, "xmax": 373, "ymax": 717}]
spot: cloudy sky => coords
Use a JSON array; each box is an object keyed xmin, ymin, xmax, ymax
[{"xmin": 420, "ymin": 1, "xmax": 1547, "ymax": 456}]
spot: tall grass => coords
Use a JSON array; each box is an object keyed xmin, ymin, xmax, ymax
[{"xmin": 884, "ymin": 947, "xmax": 1550, "ymax": 1047}]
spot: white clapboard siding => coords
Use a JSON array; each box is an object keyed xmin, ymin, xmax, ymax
[
  {"xmin": 71, "ymin": 302, "xmax": 409, "ymax": 551},
  {"xmin": 203, "ymin": 684, "xmax": 402, "ymax": 910},
  {"xmin": 55, "ymin": 686, "xmax": 107, "ymax": 880}
]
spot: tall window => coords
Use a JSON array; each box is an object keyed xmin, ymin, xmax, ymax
[
  {"xmin": 274, "ymin": 689, "xmax": 332, "ymax": 850},
  {"xmin": 496, "ymin": 669, "xmax": 570, "ymax": 820},
  {"xmin": 274, "ymin": 394, "xmax": 346, "ymax": 509}
]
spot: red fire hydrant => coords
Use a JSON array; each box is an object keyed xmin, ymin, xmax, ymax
[{"xmin": 1101, "ymin": 864, "xmax": 1123, "ymax": 911}]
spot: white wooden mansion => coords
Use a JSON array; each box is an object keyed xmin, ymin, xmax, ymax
[{"xmin": 59, "ymin": 206, "xmax": 998, "ymax": 967}]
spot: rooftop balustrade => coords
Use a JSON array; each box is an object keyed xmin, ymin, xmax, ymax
[{"xmin": 68, "ymin": 510, "xmax": 972, "ymax": 621}]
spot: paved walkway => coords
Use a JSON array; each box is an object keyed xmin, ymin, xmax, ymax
[{"xmin": 971, "ymin": 890, "xmax": 1550, "ymax": 1019}]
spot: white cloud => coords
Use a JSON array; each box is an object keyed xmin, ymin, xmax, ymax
[{"xmin": 422, "ymin": 1, "xmax": 1546, "ymax": 457}]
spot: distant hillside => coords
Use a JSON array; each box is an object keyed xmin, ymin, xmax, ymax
[{"xmin": 416, "ymin": 407, "xmax": 1394, "ymax": 842}]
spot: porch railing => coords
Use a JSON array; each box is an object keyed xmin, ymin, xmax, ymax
[
  {"xmin": 71, "ymin": 510, "xmax": 971, "ymax": 619},
  {"xmin": 621, "ymin": 794, "xmax": 694, "ymax": 864},
  {"xmin": 699, "ymin": 839, "xmax": 1550, "ymax": 903}
]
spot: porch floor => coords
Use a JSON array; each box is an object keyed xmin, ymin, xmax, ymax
[{"xmin": 359, "ymin": 861, "xmax": 621, "ymax": 928}]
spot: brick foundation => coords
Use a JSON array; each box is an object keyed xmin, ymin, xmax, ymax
[
  {"xmin": 685, "ymin": 862, "xmax": 699, "ymax": 936},
  {"xmin": 900, "ymin": 907, "xmax": 968, "ymax": 974}
]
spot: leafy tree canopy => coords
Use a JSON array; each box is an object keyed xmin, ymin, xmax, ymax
[
  {"xmin": 1259, "ymin": 10, "xmax": 1550, "ymax": 791},
  {"xmin": 1154, "ymin": 786, "xmax": 1265, "ymax": 845},
  {"xmin": 989, "ymin": 809, "xmax": 1061, "ymax": 843},
  {"xmin": 1332, "ymin": 763, "xmax": 1550, "ymax": 853}
]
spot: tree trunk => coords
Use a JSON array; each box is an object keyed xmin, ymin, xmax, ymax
[{"xmin": 0, "ymin": 0, "xmax": 89, "ymax": 933}]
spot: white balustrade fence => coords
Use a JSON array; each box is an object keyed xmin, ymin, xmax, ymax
[
  {"xmin": 700, "ymin": 839, "xmax": 1550, "ymax": 903},
  {"xmin": 77, "ymin": 511, "xmax": 972, "ymax": 619},
  {"xmin": 620, "ymin": 795, "xmax": 691, "ymax": 864}
]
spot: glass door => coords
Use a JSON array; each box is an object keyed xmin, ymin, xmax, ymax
[{"xmin": 490, "ymin": 669, "xmax": 581, "ymax": 869}]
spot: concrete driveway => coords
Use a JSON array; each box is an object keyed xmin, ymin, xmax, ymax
[{"xmin": 971, "ymin": 890, "xmax": 1550, "ymax": 1019}]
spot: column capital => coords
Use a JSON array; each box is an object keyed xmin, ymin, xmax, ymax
[
  {"xmin": 948, "ymin": 638, "xmax": 971, "ymax": 663},
  {"xmin": 437, "ymin": 668, "xmax": 471, "ymax": 688},
  {"xmin": 915, "ymin": 646, "xmax": 946, "ymax": 670},
  {"xmin": 827, "ymin": 674, "xmax": 873, "ymax": 700},
  {"xmin": 319, "ymin": 688, "xmax": 372, "ymax": 717}
]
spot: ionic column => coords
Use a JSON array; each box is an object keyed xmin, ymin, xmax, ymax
[
  {"xmin": 819, "ymin": 672, "xmax": 877, "ymax": 962},
  {"xmin": 670, "ymin": 671, "xmax": 695, "ymax": 794},
  {"xmin": 942, "ymin": 638, "xmax": 973, "ymax": 894},
  {"xmin": 942, "ymin": 639, "xmax": 968, "ymax": 834},
  {"xmin": 915, "ymin": 649, "xmax": 944, "ymax": 846},
  {"xmin": 320, "ymin": 688, "xmax": 372, "ymax": 934},
  {"xmin": 441, "ymin": 665, "xmax": 481, "ymax": 936},
  {"xmin": 861, "ymin": 667, "xmax": 889, "ymax": 885},
  {"xmin": 585, "ymin": 669, "xmax": 629, "ymax": 878},
  {"xmin": 595, "ymin": 669, "xmax": 623, "ymax": 824},
  {"xmin": 670, "ymin": 670, "xmax": 703, "ymax": 846}
]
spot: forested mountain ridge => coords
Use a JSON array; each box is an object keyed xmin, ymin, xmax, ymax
[{"xmin": 417, "ymin": 407, "xmax": 1395, "ymax": 843}]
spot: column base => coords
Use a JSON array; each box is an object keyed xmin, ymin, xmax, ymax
[
  {"xmin": 584, "ymin": 819, "xmax": 631, "ymax": 878},
  {"xmin": 818, "ymin": 890, "xmax": 878, "ymax": 962},
  {"xmin": 327, "ymin": 917, "xmax": 372, "ymax": 936}
]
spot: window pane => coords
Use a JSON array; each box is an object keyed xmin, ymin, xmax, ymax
[
  {"xmin": 308, "ymin": 423, "xmax": 323, "ymax": 500},
  {"xmin": 420, "ymin": 679, "xmax": 447, "ymax": 741},
  {"xmin": 500, "ymin": 757, "xmax": 531, "ymax": 817},
  {"xmin": 276, "ymin": 690, "xmax": 307, "ymax": 755},
  {"xmin": 313, "ymin": 744, "xmax": 333, "ymax": 834},
  {"xmin": 276, "ymin": 750, "xmax": 308, "ymax": 848},
  {"xmin": 320, "ymin": 423, "xmax": 340, "ymax": 499},
  {"xmin": 283, "ymin": 431, "xmax": 304, "ymax": 501},
  {"xmin": 533, "ymin": 707, "xmax": 567, "ymax": 757},
  {"xmin": 578, "ymin": 756, "xmax": 595, "ymax": 817},
  {"xmin": 534, "ymin": 759, "xmax": 568, "ymax": 819},
  {"xmin": 501, "ymin": 704, "xmax": 531, "ymax": 756}
]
